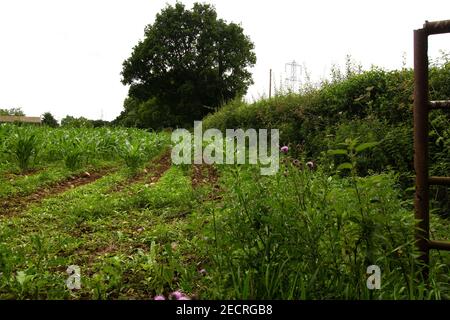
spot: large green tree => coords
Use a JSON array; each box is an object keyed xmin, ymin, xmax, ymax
[
  {"xmin": 41, "ymin": 112, "xmax": 59, "ymax": 127},
  {"xmin": 119, "ymin": 2, "xmax": 256, "ymax": 128}
]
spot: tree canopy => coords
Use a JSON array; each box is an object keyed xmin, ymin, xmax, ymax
[
  {"xmin": 0, "ymin": 108, "xmax": 25, "ymax": 116},
  {"xmin": 61, "ymin": 115, "xmax": 93, "ymax": 128},
  {"xmin": 118, "ymin": 2, "xmax": 256, "ymax": 129},
  {"xmin": 41, "ymin": 112, "xmax": 59, "ymax": 127}
]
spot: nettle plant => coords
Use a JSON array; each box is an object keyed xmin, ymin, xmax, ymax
[{"xmin": 327, "ymin": 138, "xmax": 380, "ymax": 175}]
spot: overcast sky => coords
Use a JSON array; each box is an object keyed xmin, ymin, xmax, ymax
[{"xmin": 1, "ymin": 0, "xmax": 449, "ymax": 121}]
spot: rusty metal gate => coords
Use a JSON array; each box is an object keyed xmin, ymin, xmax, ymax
[{"xmin": 414, "ymin": 19, "xmax": 450, "ymax": 277}]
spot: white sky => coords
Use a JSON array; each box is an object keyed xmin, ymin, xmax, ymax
[{"xmin": 0, "ymin": 0, "xmax": 449, "ymax": 121}]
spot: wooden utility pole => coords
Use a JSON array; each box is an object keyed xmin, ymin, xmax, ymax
[{"xmin": 269, "ymin": 69, "xmax": 272, "ymax": 99}]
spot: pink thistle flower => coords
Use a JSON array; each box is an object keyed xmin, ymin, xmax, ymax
[
  {"xmin": 171, "ymin": 291, "xmax": 184, "ymax": 300},
  {"xmin": 154, "ymin": 295, "xmax": 166, "ymax": 300},
  {"xmin": 280, "ymin": 146, "xmax": 289, "ymax": 154}
]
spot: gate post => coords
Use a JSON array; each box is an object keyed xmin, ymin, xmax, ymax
[{"xmin": 413, "ymin": 28, "xmax": 429, "ymax": 276}]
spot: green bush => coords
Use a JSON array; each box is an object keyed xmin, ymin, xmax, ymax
[{"xmin": 203, "ymin": 57, "xmax": 450, "ymax": 179}]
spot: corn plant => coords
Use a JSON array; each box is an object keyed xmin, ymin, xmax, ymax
[
  {"xmin": 56, "ymin": 134, "xmax": 84, "ymax": 170},
  {"xmin": 9, "ymin": 129, "xmax": 39, "ymax": 172},
  {"xmin": 64, "ymin": 148, "xmax": 84, "ymax": 171},
  {"xmin": 119, "ymin": 139, "xmax": 145, "ymax": 175},
  {"xmin": 95, "ymin": 128, "xmax": 119, "ymax": 160}
]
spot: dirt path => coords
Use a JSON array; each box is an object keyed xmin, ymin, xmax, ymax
[
  {"xmin": 191, "ymin": 164, "xmax": 222, "ymax": 200},
  {"xmin": 108, "ymin": 150, "xmax": 172, "ymax": 193},
  {"xmin": 82, "ymin": 151, "xmax": 173, "ymax": 265},
  {"xmin": 0, "ymin": 167, "xmax": 117, "ymax": 217}
]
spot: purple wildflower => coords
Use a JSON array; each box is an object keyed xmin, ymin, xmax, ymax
[
  {"xmin": 171, "ymin": 291, "xmax": 184, "ymax": 300},
  {"xmin": 199, "ymin": 269, "xmax": 207, "ymax": 276},
  {"xmin": 154, "ymin": 295, "xmax": 166, "ymax": 300},
  {"xmin": 280, "ymin": 146, "xmax": 289, "ymax": 154}
]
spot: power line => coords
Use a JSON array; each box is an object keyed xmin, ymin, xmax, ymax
[{"xmin": 285, "ymin": 60, "xmax": 302, "ymax": 91}]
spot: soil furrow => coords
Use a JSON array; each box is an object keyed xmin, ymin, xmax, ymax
[
  {"xmin": 191, "ymin": 163, "xmax": 222, "ymax": 200},
  {"xmin": 0, "ymin": 166, "xmax": 117, "ymax": 217},
  {"xmin": 108, "ymin": 150, "xmax": 172, "ymax": 193}
]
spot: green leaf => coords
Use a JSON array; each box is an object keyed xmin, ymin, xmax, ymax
[
  {"xmin": 16, "ymin": 271, "xmax": 29, "ymax": 286},
  {"xmin": 327, "ymin": 149, "xmax": 347, "ymax": 155},
  {"xmin": 337, "ymin": 162, "xmax": 353, "ymax": 170},
  {"xmin": 435, "ymin": 137, "xmax": 444, "ymax": 146},
  {"xmin": 355, "ymin": 142, "xmax": 379, "ymax": 153}
]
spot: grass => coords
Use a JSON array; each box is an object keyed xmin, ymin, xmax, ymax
[
  {"xmin": 0, "ymin": 157, "xmax": 207, "ymax": 299},
  {"xmin": 0, "ymin": 125, "xmax": 448, "ymax": 300}
]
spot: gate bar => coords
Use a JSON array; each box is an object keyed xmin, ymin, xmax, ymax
[
  {"xmin": 423, "ymin": 19, "xmax": 450, "ymax": 35},
  {"xmin": 429, "ymin": 100, "xmax": 450, "ymax": 110},
  {"xmin": 429, "ymin": 176, "xmax": 450, "ymax": 186},
  {"xmin": 428, "ymin": 240, "xmax": 450, "ymax": 251}
]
